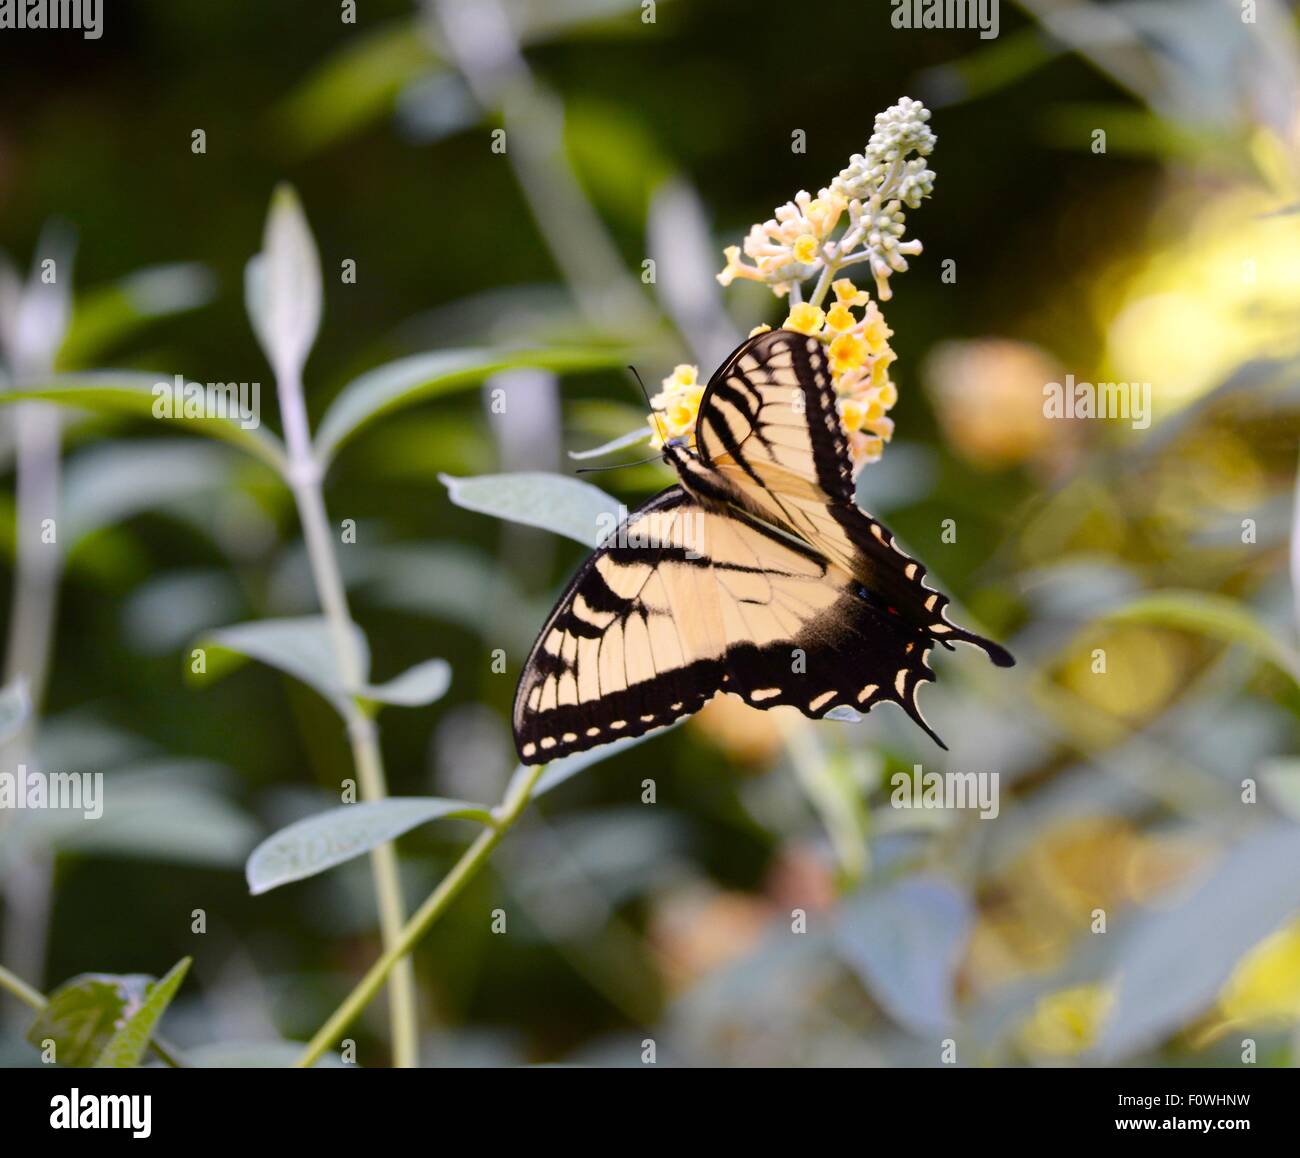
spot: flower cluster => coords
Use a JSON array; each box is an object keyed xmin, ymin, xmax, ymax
[
  {"xmin": 832, "ymin": 97, "xmax": 936, "ymax": 208},
  {"xmin": 646, "ymin": 363, "xmax": 705, "ymax": 449},
  {"xmin": 647, "ymin": 281, "xmax": 900, "ymax": 473},
  {"xmin": 639, "ymin": 98, "xmax": 933, "ymax": 477},
  {"xmin": 717, "ymin": 97, "xmax": 934, "ymax": 305},
  {"xmin": 717, "ymin": 188, "xmax": 847, "ymax": 300},
  {"xmin": 781, "ymin": 279, "xmax": 899, "ymax": 470}
]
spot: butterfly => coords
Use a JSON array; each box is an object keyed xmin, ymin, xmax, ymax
[{"xmin": 513, "ymin": 328, "xmax": 1013, "ymax": 764}]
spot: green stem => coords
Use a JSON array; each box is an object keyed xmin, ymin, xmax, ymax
[
  {"xmin": 0, "ymin": 962, "xmax": 47, "ymax": 1011},
  {"xmin": 277, "ymin": 367, "xmax": 418, "ymax": 1069},
  {"xmin": 294, "ymin": 761, "xmax": 546, "ymax": 1069}
]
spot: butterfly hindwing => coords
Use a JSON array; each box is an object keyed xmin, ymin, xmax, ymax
[{"xmin": 695, "ymin": 329, "xmax": 1014, "ymax": 669}]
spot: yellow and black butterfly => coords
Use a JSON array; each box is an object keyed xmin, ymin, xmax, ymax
[{"xmin": 513, "ymin": 328, "xmax": 1013, "ymax": 763}]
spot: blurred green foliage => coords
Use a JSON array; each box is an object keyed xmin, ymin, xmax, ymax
[{"xmin": 1, "ymin": 0, "xmax": 1299, "ymax": 1068}]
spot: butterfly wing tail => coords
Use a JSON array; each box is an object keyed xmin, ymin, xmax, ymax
[{"xmin": 939, "ymin": 622, "xmax": 1015, "ymax": 668}]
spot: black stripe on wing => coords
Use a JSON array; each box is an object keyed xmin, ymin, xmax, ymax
[
  {"xmin": 696, "ymin": 328, "xmax": 856, "ymax": 503},
  {"xmin": 513, "ymin": 487, "xmax": 722, "ymax": 764}
]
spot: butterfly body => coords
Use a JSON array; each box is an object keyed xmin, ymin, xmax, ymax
[{"xmin": 513, "ymin": 329, "xmax": 1013, "ymax": 764}]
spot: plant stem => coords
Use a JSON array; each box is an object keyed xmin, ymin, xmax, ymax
[
  {"xmin": 294, "ymin": 760, "xmax": 546, "ymax": 1069},
  {"xmin": 0, "ymin": 402, "xmax": 64, "ymax": 1022},
  {"xmin": 0, "ymin": 962, "xmax": 48, "ymax": 1011},
  {"xmin": 276, "ymin": 368, "xmax": 418, "ymax": 1069},
  {"xmin": 432, "ymin": 0, "xmax": 656, "ymax": 336}
]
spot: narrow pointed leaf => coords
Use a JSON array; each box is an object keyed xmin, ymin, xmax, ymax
[
  {"xmin": 1098, "ymin": 590, "xmax": 1300, "ymax": 685},
  {"xmin": 26, "ymin": 974, "xmax": 151, "ymax": 1066},
  {"xmin": 93, "ymin": 958, "xmax": 191, "ymax": 1068},
  {"xmin": 361, "ymin": 658, "xmax": 451, "ymax": 708},
  {"xmin": 192, "ymin": 617, "xmax": 369, "ymax": 715},
  {"xmin": 440, "ymin": 471, "xmax": 619, "ymax": 547},
  {"xmin": 567, "ymin": 426, "xmax": 651, "ymax": 460},
  {"xmin": 0, "ymin": 373, "xmax": 286, "ymax": 471},
  {"xmin": 314, "ymin": 347, "xmax": 624, "ymax": 466},
  {"xmin": 246, "ymin": 797, "xmax": 494, "ymax": 894}
]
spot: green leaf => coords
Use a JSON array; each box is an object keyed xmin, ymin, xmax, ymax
[
  {"xmin": 62, "ymin": 440, "xmax": 235, "ymax": 548},
  {"xmin": 314, "ymin": 347, "xmax": 624, "ymax": 466},
  {"xmin": 191, "ymin": 616, "xmax": 368, "ymax": 715},
  {"xmin": 248, "ymin": 184, "xmax": 322, "ymax": 379},
  {"xmin": 1094, "ymin": 825, "xmax": 1300, "ymax": 1061},
  {"xmin": 272, "ymin": 22, "xmax": 441, "ymax": 156},
  {"xmin": 440, "ymin": 471, "xmax": 619, "ymax": 546},
  {"xmin": 1096, "ymin": 590, "xmax": 1300, "ymax": 685},
  {"xmin": 0, "ymin": 373, "xmax": 287, "ymax": 472},
  {"xmin": 836, "ymin": 877, "xmax": 973, "ymax": 1035},
  {"xmin": 568, "ymin": 426, "xmax": 650, "ymax": 460},
  {"xmin": 361, "ymin": 543, "xmax": 518, "ymax": 627},
  {"xmin": 26, "ymin": 761, "xmax": 262, "ymax": 868},
  {"xmin": 564, "ymin": 97, "xmax": 671, "ymax": 226},
  {"xmin": 360, "ymin": 657, "xmax": 451, "ymax": 709},
  {"xmin": 60, "ymin": 263, "xmax": 215, "ymax": 368},
  {"xmin": 93, "ymin": 958, "xmax": 191, "ymax": 1068},
  {"xmin": 27, "ymin": 973, "xmax": 152, "ymax": 1066},
  {"xmin": 246, "ymin": 798, "xmax": 493, "ymax": 894},
  {"xmin": 1259, "ymin": 759, "xmax": 1300, "ymax": 822},
  {"xmin": 193, "ymin": 617, "xmax": 450, "ymax": 718}
]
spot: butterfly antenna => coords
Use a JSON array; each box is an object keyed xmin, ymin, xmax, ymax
[
  {"xmin": 629, "ymin": 364, "xmax": 669, "ymax": 448},
  {"xmin": 577, "ymin": 453, "xmax": 664, "ymax": 475}
]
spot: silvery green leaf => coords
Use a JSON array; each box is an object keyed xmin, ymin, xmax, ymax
[
  {"xmin": 93, "ymin": 958, "xmax": 191, "ymax": 1069},
  {"xmin": 440, "ymin": 471, "xmax": 620, "ymax": 547},
  {"xmin": 0, "ymin": 373, "xmax": 286, "ymax": 471},
  {"xmin": 247, "ymin": 184, "xmax": 321, "ymax": 378},
  {"xmin": 567, "ymin": 427, "xmax": 651, "ymax": 460},
  {"xmin": 122, "ymin": 570, "xmax": 245, "ymax": 656},
  {"xmin": 62, "ymin": 440, "xmax": 234, "ymax": 547},
  {"xmin": 246, "ymin": 797, "xmax": 493, "ymax": 894},
  {"xmin": 1094, "ymin": 824, "xmax": 1300, "ymax": 1061},
  {"xmin": 0, "ymin": 678, "xmax": 30, "ymax": 746},
  {"xmin": 835, "ymin": 876, "xmax": 973, "ymax": 1035},
  {"xmin": 29, "ymin": 761, "xmax": 261, "ymax": 868},
  {"xmin": 314, "ymin": 346, "xmax": 624, "ymax": 466},
  {"xmin": 361, "ymin": 658, "xmax": 451, "ymax": 708},
  {"xmin": 60, "ymin": 262, "xmax": 215, "ymax": 367},
  {"xmin": 194, "ymin": 617, "xmax": 369, "ymax": 715},
  {"xmin": 1260, "ymin": 759, "xmax": 1300, "ymax": 821}
]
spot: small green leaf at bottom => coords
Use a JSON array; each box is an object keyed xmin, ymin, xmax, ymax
[{"xmin": 92, "ymin": 957, "xmax": 191, "ymax": 1069}]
